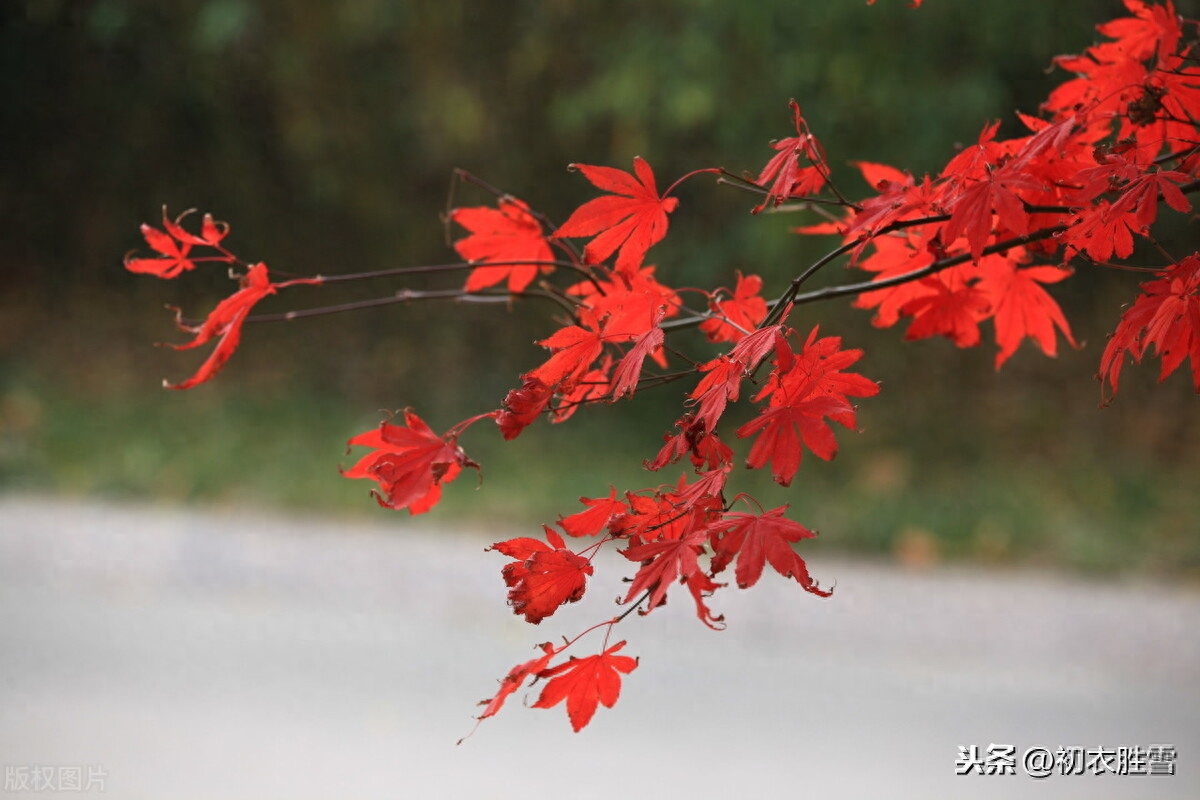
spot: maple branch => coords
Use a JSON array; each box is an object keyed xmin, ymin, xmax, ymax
[
  {"xmin": 225, "ymin": 286, "xmax": 581, "ymax": 325},
  {"xmin": 790, "ymin": 225, "xmax": 1067, "ymax": 307},
  {"xmin": 312, "ymin": 259, "xmax": 597, "ymax": 285}
]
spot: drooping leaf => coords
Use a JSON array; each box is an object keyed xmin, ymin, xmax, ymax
[
  {"xmin": 342, "ymin": 409, "xmax": 478, "ymax": 515},
  {"xmin": 491, "ymin": 526, "xmax": 594, "ymax": 624},
  {"xmin": 706, "ymin": 506, "xmax": 831, "ymax": 595},
  {"xmin": 531, "ymin": 641, "xmax": 638, "ymax": 732},
  {"xmin": 163, "ymin": 263, "xmax": 291, "ymax": 390}
]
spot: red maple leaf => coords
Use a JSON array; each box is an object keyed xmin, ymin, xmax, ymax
[
  {"xmin": 567, "ymin": 264, "xmax": 682, "ymax": 342},
  {"xmin": 706, "ymin": 506, "xmax": 831, "ymax": 595},
  {"xmin": 553, "ymin": 157, "xmax": 678, "ymax": 273},
  {"xmin": 851, "ymin": 229, "xmax": 939, "ymax": 327},
  {"xmin": 735, "ymin": 328, "xmax": 875, "ymax": 487},
  {"xmin": 472, "ymin": 642, "xmax": 559, "ymax": 723},
  {"xmin": 621, "ymin": 514, "xmax": 724, "ymax": 629},
  {"xmin": 608, "ymin": 310, "xmax": 666, "ymax": 400},
  {"xmin": 490, "ymin": 526, "xmax": 594, "ymax": 624},
  {"xmin": 900, "ymin": 272, "xmax": 992, "ymax": 348},
  {"xmin": 1099, "ymin": 254, "xmax": 1200, "ymax": 399},
  {"xmin": 496, "ymin": 377, "xmax": 553, "ymax": 440},
  {"xmin": 700, "ymin": 272, "xmax": 769, "ymax": 343},
  {"xmin": 451, "ymin": 197, "xmax": 555, "ymax": 293},
  {"xmin": 342, "ymin": 409, "xmax": 478, "ymax": 515},
  {"xmin": 978, "ymin": 253, "xmax": 1077, "ymax": 368},
  {"xmin": 753, "ymin": 100, "xmax": 828, "ymax": 213},
  {"xmin": 551, "ymin": 355, "xmax": 613, "ymax": 424},
  {"xmin": 559, "ymin": 486, "xmax": 627, "ymax": 538},
  {"xmin": 527, "ymin": 313, "xmax": 607, "ymax": 391},
  {"xmin": 125, "ymin": 207, "xmax": 232, "ymax": 278},
  {"xmin": 531, "ymin": 641, "xmax": 639, "ymax": 732},
  {"xmin": 163, "ymin": 262, "xmax": 319, "ymax": 390}
]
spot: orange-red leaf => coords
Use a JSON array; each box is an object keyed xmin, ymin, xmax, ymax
[
  {"xmin": 531, "ymin": 641, "xmax": 638, "ymax": 731},
  {"xmin": 553, "ymin": 157, "xmax": 678, "ymax": 273}
]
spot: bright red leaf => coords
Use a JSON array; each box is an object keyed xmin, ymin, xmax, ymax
[
  {"xmin": 553, "ymin": 157, "xmax": 678, "ymax": 273},
  {"xmin": 496, "ymin": 377, "xmax": 553, "ymax": 440},
  {"xmin": 164, "ymin": 263, "xmax": 319, "ymax": 390},
  {"xmin": 754, "ymin": 100, "xmax": 828, "ymax": 213},
  {"xmin": 342, "ymin": 409, "xmax": 478, "ymax": 515},
  {"xmin": 1099, "ymin": 254, "xmax": 1200, "ymax": 400},
  {"xmin": 491, "ymin": 526, "xmax": 594, "ymax": 624},
  {"xmin": 700, "ymin": 272, "xmax": 769, "ymax": 343},
  {"xmin": 621, "ymin": 516, "xmax": 724, "ymax": 629},
  {"xmin": 706, "ymin": 506, "xmax": 830, "ymax": 595},
  {"xmin": 473, "ymin": 642, "xmax": 559, "ymax": 723},
  {"xmin": 451, "ymin": 197, "xmax": 555, "ymax": 293},
  {"xmin": 559, "ymin": 487, "xmax": 626, "ymax": 538},
  {"xmin": 978, "ymin": 254, "xmax": 1077, "ymax": 368},
  {"xmin": 531, "ymin": 641, "xmax": 638, "ymax": 731}
]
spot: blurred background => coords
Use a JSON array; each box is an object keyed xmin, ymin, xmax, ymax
[{"xmin": 3, "ymin": 0, "xmax": 1198, "ymax": 575}]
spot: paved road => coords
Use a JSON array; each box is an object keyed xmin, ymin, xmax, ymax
[{"xmin": 1, "ymin": 497, "xmax": 1197, "ymax": 798}]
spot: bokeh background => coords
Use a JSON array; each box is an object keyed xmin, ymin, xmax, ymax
[{"xmin": 3, "ymin": 0, "xmax": 1198, "ymax": 575}]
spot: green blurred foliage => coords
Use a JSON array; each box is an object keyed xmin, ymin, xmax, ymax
[{"xmin": 2, "ymin": 0, "xmax": 1198, "ymax": 574}]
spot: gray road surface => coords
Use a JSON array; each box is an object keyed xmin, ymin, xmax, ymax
[{"xmin": 1, "ymin": 496, "xmax": 1197, "ymax": 798}]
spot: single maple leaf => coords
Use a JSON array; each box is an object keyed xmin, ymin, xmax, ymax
[
  {"xmin": 160, "ymin": 206, "xmax": 230, "ymax": 247},
  {"xmin": 163, "ymin": 263, "xmax": 311, "ymax": 390},
  {"xmin": 900, "ymin": 275, "xmax": 992, "ymax": 348},
  {"xmin": 473, "ymin": 642, "xmax": 559, "ymax": 723},
  {"xmin": 700, "ymin": 272, "xmax": 770, "ymax": 343},
  {"xmin": 553, "ymin": 157, "xmax": 678, "ymax": 273},
  {"xmin": 1093, "ymin": 0, "xmax": 1182, "ymax": 64},
  {"xmin": 528, "ymin": 314, "xmax": 607, "ymax": 391},
  {"xmin": 608, "ymin": 310, "xmax": 666, "ymax": 400},
  {"xmin": 531, "ymin": 641, "xmax": 638, "ymax": 732},
  {"xmin": 490, "ymin": 526, "xmax": 594, "ymax": 624},
  {"xmin": 559, "ymin": 486, "xmax": 627, "ymax": 538},
  {"xmin": 1059, "ymin": 199, "xmax": 1138, "ymax": 263},
  {"xmin": 753, "ymin": 100, "xmax": 828, "ymax": 213},
  {"xmin": 735, "ymin": 328, "xmax": 873, "ymax": 487},
  {"xmin": 706, "ymin": 506, "xmax": 831, "ymax": 595},
  {"xmin": 342, "ymin": 409, "xmax": 478, "ymax": 515},
  {"xmin": 621, "ymin": 515, "xmax": 724, "ymax": 629},
  {"xmin": 496, "ymin": 377, "xmax": 554, "ymax": 440},
  {"xmin": 567, "ymin": 264, "xmax": 682, "ymax": 342},
  {"xmin": 978, "ymin": 255, "xmax": 1077, "ymax": 368},
  {"xmin": 736, "ymin": 395, "xmax": 853, "ymax": 487},
  {"xmin": 125, "ymin": 207, "xmax": 231, "ymax": 278},
  {"xmin": 852, "ymin": 229, "xmax": 939, "ymax": 327},
  {"xmin": 451, "ymin": 197, "xmax": 555, "ymax": 293}
]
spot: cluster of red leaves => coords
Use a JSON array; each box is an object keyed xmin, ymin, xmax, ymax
[
  {"xmin": 126, "ymin": 1, "xmax": 1198, "ymax": 737},
  {"xmin": 124, "ymin": 208, "xmax": 321, "ymax": 389},
  {"xmin": 785, "ymin": 0, "xmax": 1199, "ymax": 391}
]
